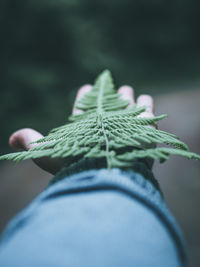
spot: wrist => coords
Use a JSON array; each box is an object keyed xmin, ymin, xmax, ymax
[{"xmin": 49, "ymin": 157, "xmax": 161, "ymax": 193}]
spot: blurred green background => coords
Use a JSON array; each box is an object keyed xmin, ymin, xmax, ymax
[
  {"xmin": 0, "ymin": 1, "xmax": 200, "ymax": 267},
  {"xmin": 1, "ymin": 0, "xmax": 200, "ymax": 153}
]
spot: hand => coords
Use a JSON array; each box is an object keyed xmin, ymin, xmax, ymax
[{"xmin": 9, "ymin": 85, "xmax": 155, "ymax": 174}]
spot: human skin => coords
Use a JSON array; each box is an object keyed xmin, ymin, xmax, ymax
[{"xmin": 9, "ymin": 85, "xmax": 155, "ymax": 174}]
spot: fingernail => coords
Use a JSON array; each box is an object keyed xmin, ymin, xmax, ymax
[{"xmin": 10, "ymin": 137, "xmax": 24, "ymax": 151}]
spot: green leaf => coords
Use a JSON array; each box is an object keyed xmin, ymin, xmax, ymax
[{"xmin": 0, "ymin": 70, "xmax": 199, "ymax": 169}]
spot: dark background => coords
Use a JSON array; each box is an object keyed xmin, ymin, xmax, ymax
[
  {"xmin": 1, "ymin": 0, "xmax": 200, "ymax": 153},
  {"xmin": 0, "ymin": 1, "xmax": 200, "ymax": 267}
]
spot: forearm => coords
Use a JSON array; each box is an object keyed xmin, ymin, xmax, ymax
[{"xmin": 0, "ymin": 167, "xmax": 186, "ymax": 267}]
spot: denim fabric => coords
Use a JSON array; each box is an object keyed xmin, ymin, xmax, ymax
[{"xmin": 0, "ymin": 168, "xmax": 186, "ymax": 267}]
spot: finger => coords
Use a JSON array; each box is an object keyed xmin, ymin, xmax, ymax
[
  {"xmin": 136, "ymin": 94, "xmax": 154, "ymax": 114},
  {"xmin": 72, "ymin": 84, "xmax": 92, "ymax": 115},
  {"xmin": 136, "ymin": 94, "xmax": 156, "ymax": 128},
  {"xmin": 118, "ymin": 85, "xmax": 135, "ymax": 108},
  {"xmin": 9, "ymin": 128, "xmax": 44, "ymax": 151},
  {"xmin": 9, "ymin": 128, "xmax": 63, "ymax": 175}
]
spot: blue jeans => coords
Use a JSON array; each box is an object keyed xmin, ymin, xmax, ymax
[{"xmin": 0, "ymin": 168, "xmax": 186, "ymax": 266}]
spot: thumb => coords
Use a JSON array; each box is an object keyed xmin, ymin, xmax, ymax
[
  {"xmin": 9, "ymin": 128, "xmax": 64, "ymax": 175},
  {"xmin": 9, "ymin": 128, "xmax": 44, "ymax": 151}
]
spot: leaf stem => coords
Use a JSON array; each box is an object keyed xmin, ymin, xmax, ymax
[{"xmin": 97, "ymin": 71, "xmax": 111, "ymax": 169}]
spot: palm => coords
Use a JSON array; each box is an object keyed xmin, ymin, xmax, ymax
[{"xmin": 9, "ymin": 80, "xmax": 155, "ymax": 174}]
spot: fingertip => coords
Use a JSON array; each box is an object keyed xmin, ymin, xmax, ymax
[
  {"xmin": 76, "ymin": 84, "xmax": 92, "ymax": 100},
  {"xmin": 73, "ymin": 84, "xmax": 92, "ymax": 115},
  {"xmin": 118, "ymin": 85, "xmax": 135, "ymax": 107},
  {"xmin": 9, "ymin": 133, "xmax": 24, "ymax": 151},
  {"xmin": 137, "ymin": 94, "xmax": 154, "ymax": 113},
  {"xmin": 9, "ymin": 128, "xmax": 44, "ymax": 151}
]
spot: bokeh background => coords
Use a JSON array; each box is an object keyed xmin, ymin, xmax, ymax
[{"xmin": 0, "ymin": 1, "xmax": 200, "ymax": 266}]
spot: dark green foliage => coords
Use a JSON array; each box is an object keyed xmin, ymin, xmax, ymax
[
  {"xmin": 1, "ymin": 0, "xmax": 200, "ymax": 154},
  {"xmin": 0, "ymin": 70, "xmax": 199, "ymax": 168}
]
